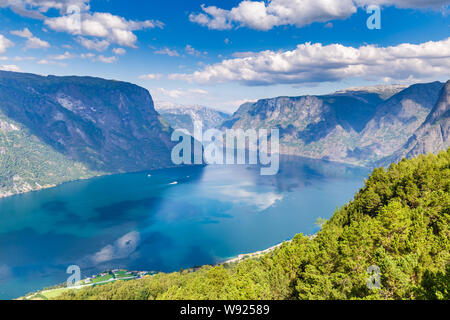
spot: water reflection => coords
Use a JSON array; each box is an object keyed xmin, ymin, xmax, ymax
[{"xmin": 0, "ymin": 158, "xmax": 369, "ymax": 299}]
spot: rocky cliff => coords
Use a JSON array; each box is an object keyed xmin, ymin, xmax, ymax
[
  {"xmin": 0, "ymin": 71, "xmax": 177, "ymax": 197},
  {"xmin": 221, "ymin": 82, "xmax": 447, "ymax": 166},
  {"xmin": 389, "ymin": 80, "xmax": 450, "ymax": 162}
]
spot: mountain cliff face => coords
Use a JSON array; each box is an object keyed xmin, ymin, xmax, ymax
[
  {"xmin": 0, "ymin": 71, "xmax": 177, "ymax": 197},
  {"xmin": 390, "ymin": 80, "xmax": 450, "ymax": 162},
  {"xmin": 356, "ymin": 82, "xmax": 444, "ymax": 162},
  {"xmin": 155, "ymin": 102, "xmax": 230, "ymax": 132},
  {"xmin": 222, "ymin": 82, "xmax": 446, "ymax": 166},
  {"xmin": 0, "ymin": 71, "xmax": 175, "ymax": 172},
  {"xmin": 221, "ymin": 89, "xmax": 387, "ymax": 164},
  {"xmin": 245, "ymin": 93, "xmax": 383, "ymax": 163},
  {"xmin": 0, "ymin": 111, "xmax": 97, "ymax": 198}
]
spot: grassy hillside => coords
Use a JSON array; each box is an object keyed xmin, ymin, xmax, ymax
[
  {"xmin": 0, "ymin": 112, "xmax": 99, "ymax": 198},
  {"xmin": 57, "ymin": 149, "xmax": 449, "ymax": 300}
]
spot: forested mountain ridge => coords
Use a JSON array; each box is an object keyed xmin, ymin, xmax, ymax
[
  {"xmin": 0, "ymin": 71, "xmax": 177, "ymax": 198},
  {"xmin": 56, "ymin": 149, "xmax": 450, "ymax": 300}
]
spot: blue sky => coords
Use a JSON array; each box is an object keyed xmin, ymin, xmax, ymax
[{"xmin": 0, "ymin": 0, "xmax": 449, "ymax": 112}]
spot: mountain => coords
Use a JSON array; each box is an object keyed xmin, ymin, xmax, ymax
[
  {"xmin": 356, "ymin": 81, "xmax": 444, "ymax": 162},
  {"xmin": 0, "ymin": 112, "xmax": 97, "ymax": 198},
  {"xmin": 222, "ymin": 82, "xmax": 446, "ymax": 166},
  {"xmin": 221, "ymin": 87, "xmax": 388, "ymax": 164},
  {"xmin": 389, "ymin": 80, "xmax": 450, "ymax": 162},
  {"xmin": 0, "ymin": 71, "xmax": 177, "ymax": 198},
  {"xmin": 155, "ymin": 102, "xmax": 231, "ymax": 132},
  {"xmin": 335, "ymin": 84, "xmax": 408, "ymax": 100}
]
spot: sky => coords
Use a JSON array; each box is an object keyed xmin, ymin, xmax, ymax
[{"xmin": 0, "ymin": 0, "xmax": 449, "ymax": 113}]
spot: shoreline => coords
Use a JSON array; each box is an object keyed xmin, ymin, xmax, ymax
[
  {"xmin": 217, "ymin": 234, "xmax": 317, "ymax": 266},
  {"xmin": 19, "ymin": 237, "xmax": 317, "ymax": 300},
  {"xmin": 0, "ymin": 154, "xmax": 368, "ymax": 201},
  {"xmin": 0, "ymin": 163, "xmax": 192, "ymax": 201},
  {"xmin": 218, "ymin": 242, "xmax": 288, "ymax": 266},
  {"xmin": 19, "ymin": 269, "xmax": 153, "ymax": 300}
]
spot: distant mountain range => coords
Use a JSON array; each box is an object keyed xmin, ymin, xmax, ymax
[
  {"xmin": 387, "ymin": 81, "xmax": 450, "ymax": 164},
  {"xmin": 1, "ymin": 70, "xmax": 448, "ymax": 198},
  {"xmin": 222, "ymin": 81, "xmax": 449, "ymax": 167},
  {"xmin": 155, "ymin": 101, "xmax": 230, "ymax": 132},
  {"xmin": 0, "ymin": 71, "xmax": 176, "ymax": 198}
]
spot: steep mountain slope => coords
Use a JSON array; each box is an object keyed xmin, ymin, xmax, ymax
[
  {"xmin": 357, "ymin": 82, "xmax": 444, "ymax": 162},
  {"xmin": 0, "ymin": 71, "xmax": 175, "ymax": 172},
  {"xmin": 0, "ymin": 71, "xmax": 177, "ymax": 197},
  {"xmin": 155, "ymin": 102, "xmax": 230, "ymax": 132},
  {"xmin": 390, "ymin": 80, "xmax": 450, "ymax": 162},
  {"xmin": 222, "ymin": 90, "xmax": 387, "ymax": 164},
  {"xmin": 222, "ymin": 82, "xmax": 445, "ymax": 166},
  {"xmin": 0, "ymin": 112, "xmax": 97, "ymax": 198}
]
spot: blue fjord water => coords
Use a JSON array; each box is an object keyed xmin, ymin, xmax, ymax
[{"xmin": 0, "ymin": 157, "xmax": 369, "ymax": 299}]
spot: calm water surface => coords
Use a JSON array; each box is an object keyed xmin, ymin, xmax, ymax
[{"xmin": 0, "ymin": 157, "xmax": 369, "ymax": 299}]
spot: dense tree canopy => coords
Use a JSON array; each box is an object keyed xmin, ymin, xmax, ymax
[{"xmin": 58, "ymin": 149, "xmax": 450, "ymax": 300}]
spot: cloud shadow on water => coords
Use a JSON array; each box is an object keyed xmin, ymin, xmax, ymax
[{"xmin": 89, "ymin": 197, "xmax": 162, "ymax": 226}]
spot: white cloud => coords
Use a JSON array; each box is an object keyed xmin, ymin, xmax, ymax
[
  {"xmin": 188, "ymin": 88, "xmax": 208, "ymax": 95},
  {"xmin": 10, "ymin": 28, "xmax": 33, "ymax": 38},
  {"xmin": 185, "ymin": 44, "xmax": 203, "ymax": 56},
  {"xmin": 169, "ymin": 37, "xmax": 450, "ymax": 86},
  {"xmin": 189, "ymin": 0, "xmax": 449, "ymax": 31},
  {"xmin": 112, "ymin": 47, "xmax": 126, "ymax": 55},
  {"xmin": 10, "ymin": 28, "xmax": 50, "ymax": 49},
  {"xmin": 35, "ymin": 50, "xmax": 74, "ymax": 66},
  {"xmin": 25, "ymin": 36, "xmax": 50, "ymax": 49},
  {"xmin": 34, "ymin": 50, "xmax": 74, "ymax": 66},
  {"xmin": 190, "ymin": 5, "xmax": 233, "ymax": 30},
  {"xmin": 154, "ymin": 87, "xmax": 209, "ymax": 99},
  {"xmin": 96, "ymin": 55, "xmax": 117, "ymax": 63},
  {"xmin": 38, "ymin": 50, "xmax": 115, "ymax": 65},
  {"xmin": 232, "ymin": 51, "xmax": 258, "ymax": 58},
  {"xmin": 154, "ymin": 88, "xmax": 185, "ymax": 98},
  {"xmin": 139, "ymin": 73, "xmax": 163, "ymax": 80},
  {"xmin": 77, "ymin": 36, "xmax": 110, "ymax": 51},
  {"xmin": 0, "ymin": 0, "xmax": 90, "ymax": 19},
  {"xmin": 80, "ymin": 52, "xmax": 118, "ymax": 64},
  {"xmin": 50, "ymin": 51, "xmax": 74, "ymax": 60},
  {"xmin": 0, "ymin": 64, "xmax": 20, "ymax": 71},
  {"xmin": 44, "ymin": 12, "xmax": 163, "ymax": 48},
  {"xmin": 80, "ymin": 52, "xmax": 95, "ymax": 59},
  {"xmin": 355, "ymin": 0, "xmax": 449, "ymax": 9},
  {"xmin": 0, "ymin": 35, "xmax": 13, "ymax": 54},
  {"xmin": 2, "ymin": 1, "xmax": 162, "ymax": 54},
  {"xmin": 37, "ymin": 59, "xmax": 49, "ymax": 64},
  {"xmin": 0, "ymin": 55, "xmax": 35, "ymax": 61},
  {"xmin": 37, "ymin": 59, "xmax": 67, "ymax": 66},
  {"xmin": 154, "ymin": 47, "xmax": 179, "ymax": 57}
]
